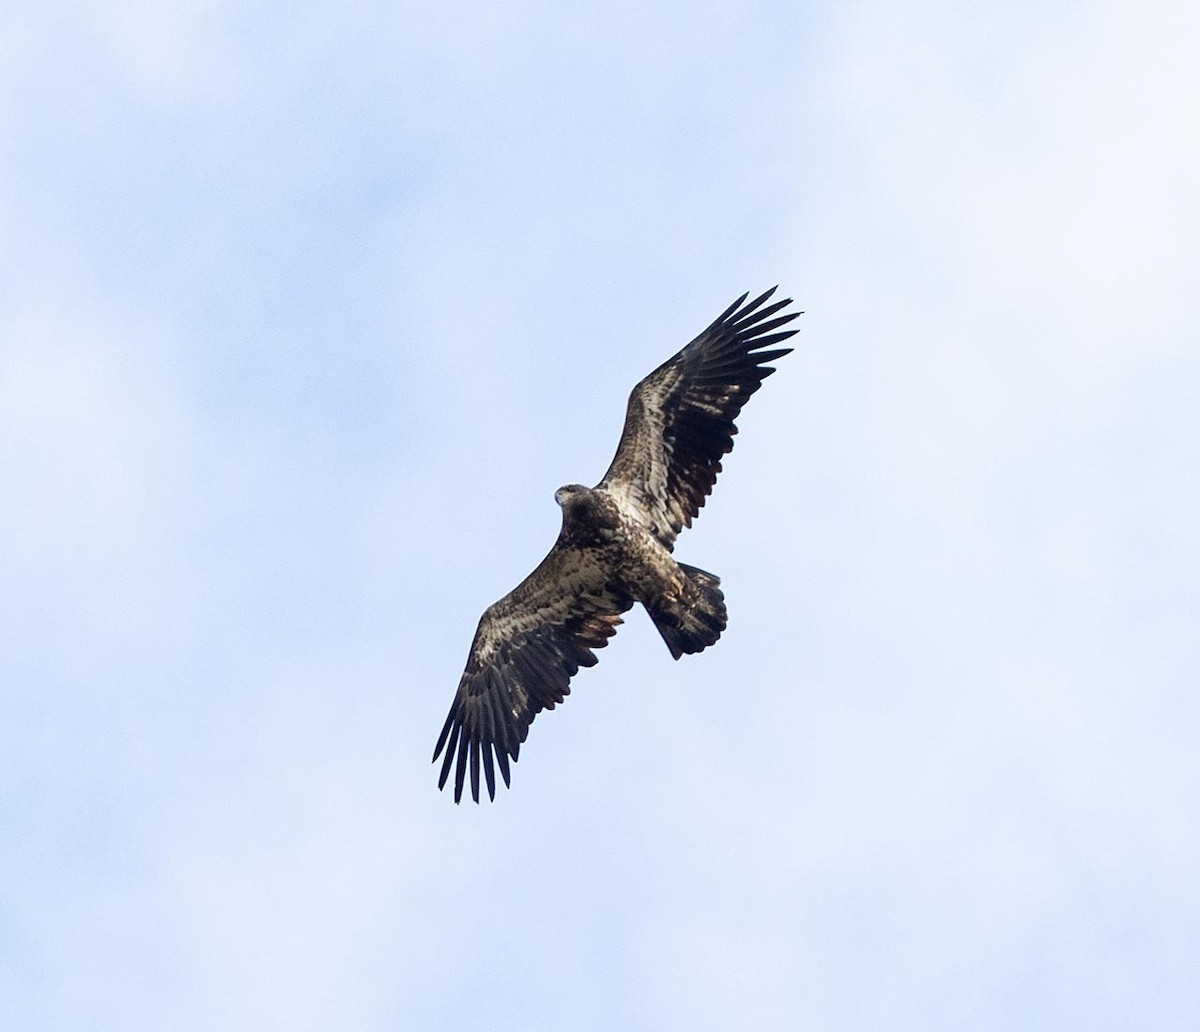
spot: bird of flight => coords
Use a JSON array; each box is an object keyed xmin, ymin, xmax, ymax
[{"xmin": 433, "ymin": 287, "xmax": 801, "ymax": 802}]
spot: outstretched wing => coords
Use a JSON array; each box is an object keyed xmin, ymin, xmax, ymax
[
  {"xmin": 600, "ymin": 287, "xmax": 800, "ymax": 548},
  {"xmin": 432, "ymin": 544, "xmax": 633, "ymax": 803}
]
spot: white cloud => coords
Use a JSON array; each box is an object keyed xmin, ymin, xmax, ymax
[{"xmin": 0, "ymin": 287, "xmax": 191, "ymax": 636}]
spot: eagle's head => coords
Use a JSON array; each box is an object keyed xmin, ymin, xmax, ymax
[{"xmin": 554, "ymin": 484, "xmax": 589, "ymax": 508}]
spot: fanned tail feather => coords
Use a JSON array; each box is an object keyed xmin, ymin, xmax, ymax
[{"xmin": 649, "ymin": 564, "xmax": 727, "ymax": 660}]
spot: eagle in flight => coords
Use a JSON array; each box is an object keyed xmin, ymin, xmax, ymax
[{"xmin": 433, "ymin": 287, "xmax": 800, "ymax": 802}]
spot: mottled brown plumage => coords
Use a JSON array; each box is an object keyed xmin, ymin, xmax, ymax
[{"xmin": 433, "ymin": 288, "xmax": 800, "ymax": 802}]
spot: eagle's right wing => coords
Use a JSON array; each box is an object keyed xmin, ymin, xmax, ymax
[
  {"xmin": 600, "ymin": 288, "xmax": 799, "ymax": 548},
  {"xmin": 432, "ymin": 544, "xmax": 633, "ymax": 803}
]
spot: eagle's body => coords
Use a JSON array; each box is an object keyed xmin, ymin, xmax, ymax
[
  {"xmin": 434, "ymin": 288, "xmax": 801, "ymax": 802},
  {"xmin": 553, "ymin": 483, "xmax": 726, "ymax": 660}
]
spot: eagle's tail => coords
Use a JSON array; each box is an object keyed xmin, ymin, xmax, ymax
[{"xmin": 649, "ymin": 564, "xmax": 727, "ymax": 660}]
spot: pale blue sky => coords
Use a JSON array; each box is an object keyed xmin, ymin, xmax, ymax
[{"xmin": 3, "ymin": 2, "xmax": 1198, "ymax": 1030}]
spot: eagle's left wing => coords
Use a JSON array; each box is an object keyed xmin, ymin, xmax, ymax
[
  {"xmin": 433, "ymin": 543, "xmax": 633, "ymax": 803},
  {"xmin": 600, "ymin": 287, "xmax": 799, "ymax": 548}
]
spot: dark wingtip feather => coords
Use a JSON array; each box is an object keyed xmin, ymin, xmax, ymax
[
  {"xmin": 437, "ymin": 722, "xmax": 459, "ymax": 789},
  {"xmin": 497, "ymin": 749, "xmax": 511, "ymax": 788},
  {"xmin": 730, "ymin": 286, "xmax": 779, "ymax": 323},
  {"xmin": 745, "ymin": 311, "xmax": 800, "ymax": 338},
  {"xmin": 713, "ymin": 290, "xmax": 751, "ymax": 325},
  {"xmin": 453, "ymin": 735, "xmax": 469, "ymax": 803},
  {"xmin": 735, "ymin": 296, "xmax": 791, "ymax": 329},
  {"xmin": 749, "ymin": 329, "xmax": 800, "ymax": 351},
  {"xmin": 482, "ymin": 743, "xmax": 496, "ymax": 801},
  {"xmin": 751, "ymin": 347, "xmax": 794, "ymax": 364},
  {"xmin": 469, "ymin": 737, "xmax": 482, "ymax": 804},
  {"xmin": 432, "ymin": 710, "xmax": 455, "ymax": 763}
]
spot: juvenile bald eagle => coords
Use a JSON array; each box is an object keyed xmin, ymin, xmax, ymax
[{"xmin": 434, "ymin": 287, "xmax": 800, "ymax": 802}]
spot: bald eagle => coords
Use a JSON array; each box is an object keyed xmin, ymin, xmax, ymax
[{"xmin": 433, "ymin": 287, "xmax": 800, "ymax": 802}]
